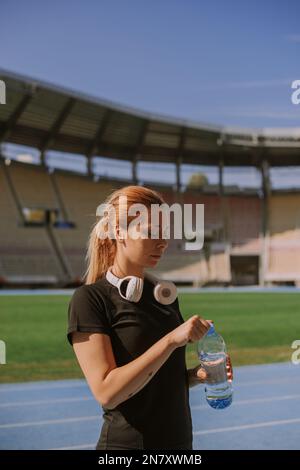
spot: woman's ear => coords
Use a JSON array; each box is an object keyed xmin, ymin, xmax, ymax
[{"xmin": 115, "ymin": 224, "xmax": 125, "ymax": 244}]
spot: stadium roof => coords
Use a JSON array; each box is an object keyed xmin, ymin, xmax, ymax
[{"xmin": 1, "ymin": 68, "xmax": 300, "ymax": 167}]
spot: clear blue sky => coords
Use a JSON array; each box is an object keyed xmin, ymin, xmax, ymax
[
  {"xmin": 1, "ymin": 0, "xmax": 300, "ymax": 188},
  {"xmin": 1, "ymin": 0, "xmax": 300, "ymax": 129}
]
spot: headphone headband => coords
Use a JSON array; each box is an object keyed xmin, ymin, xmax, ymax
[{"xmin": 105, "ymin": 267, "xmax": 177, "ymax": 305}]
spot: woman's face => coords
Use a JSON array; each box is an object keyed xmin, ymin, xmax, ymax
[{"xmin": 115, "ymin": 209, "xmax": 169, "ymax": 269}]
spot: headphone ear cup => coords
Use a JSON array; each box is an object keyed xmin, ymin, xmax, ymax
[
  {"xmin": 153, "ymin": 281, "xmax": 177, "ymax": 305},
  {"xmin": 123, "ymin": 276, "xmax": 144, "ymax": 303}
]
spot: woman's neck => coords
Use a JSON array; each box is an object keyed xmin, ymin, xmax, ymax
[{"xmin": 111, "ymin": 260, "xmax": 144, "ymax": 279}]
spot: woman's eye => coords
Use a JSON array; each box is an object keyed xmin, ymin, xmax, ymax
[{"xmin": 139, "ymin": 224, "xmax": 169, "ymax": 238}]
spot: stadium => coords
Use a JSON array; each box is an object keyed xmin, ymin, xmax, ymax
[
  {"xmin": 0, "ymin": 67, "xmax": 299, "ymax": 452},
  {"xmin": 1, "ymin": 69, "xmax": 300, "ymax": 289}
]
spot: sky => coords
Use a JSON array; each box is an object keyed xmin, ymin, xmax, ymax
[{"xmin": 1, "ymin": 0, "xmax": 300, "ymax": 187}]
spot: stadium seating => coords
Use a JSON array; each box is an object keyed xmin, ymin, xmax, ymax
[
  {"xmin": 0, "ymin": 161, "xmax": 64, "ymax": 284},
  {"xmin": 267, "ymin": 193, "xmax": 300, "ymax": 282},
  {"xmin": 1, "ymin": 158, "xmax": 299, "ymax": 286},
  {"xmin": 52, "ymin": 172, "xmax": 122, "ymax": 280}
]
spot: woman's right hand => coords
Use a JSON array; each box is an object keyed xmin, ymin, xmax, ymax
[{"xmin": 168, "ymin": 315, "xmax": 213, "ymax": 348}]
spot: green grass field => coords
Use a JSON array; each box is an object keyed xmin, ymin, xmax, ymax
[{"xmin": 0, "ymin": 292, "xmax": 299, "ymax": 383}]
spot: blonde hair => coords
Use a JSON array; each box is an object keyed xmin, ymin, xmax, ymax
[{"xmin": 84, "ymin": 185, "xmax": 165, "ymax": 284}]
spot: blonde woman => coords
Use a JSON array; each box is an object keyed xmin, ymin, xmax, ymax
[{"xmin": 67, "ymin": 185, "xmax": 233, "ymax": 450}]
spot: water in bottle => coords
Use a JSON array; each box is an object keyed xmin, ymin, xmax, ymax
[{"xmin": 197, "ymin": 323, "xmax": 233, "ymax": 409}]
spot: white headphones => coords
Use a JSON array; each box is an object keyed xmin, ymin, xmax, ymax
[{"xmin": 105, "ymin": 266, "xmax": 177, "ymax": 305}]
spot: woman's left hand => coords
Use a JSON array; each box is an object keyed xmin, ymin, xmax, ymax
[{"xmin": 190, "ymin": 353, "xmax": 233, "ymax": 385}]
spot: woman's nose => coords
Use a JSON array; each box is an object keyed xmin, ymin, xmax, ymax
[{"xmin": 158, "ymin": 239, "xmax": 168, "ymax": 249}]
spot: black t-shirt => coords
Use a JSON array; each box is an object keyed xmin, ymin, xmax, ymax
[{"xmin": 67, "ymin": 275, "xmax": 193, "ymax": 450}]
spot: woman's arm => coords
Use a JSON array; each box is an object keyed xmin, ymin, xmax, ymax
[
  {"xmin": 72, "ymin": 314, "xmax": 211, "ymax": 409},
  {"xmin": 72, "ymin": 330, "xmax": 177, "ymax": 410}
]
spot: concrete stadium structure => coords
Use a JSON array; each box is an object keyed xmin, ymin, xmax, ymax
[{"xmin": 0, "ymin": 69, "xmax": 300, "ymax": 287}]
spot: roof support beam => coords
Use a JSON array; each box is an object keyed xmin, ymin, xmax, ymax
[
  {"xmin": 175, "ymin": 127, "xmax": 186, "ymax": 193},
  {"xmin": 39, "ymin": 97, "xmax": 76, "ymax": 153},
  {"xmin": 218, "ymin": 136, "xmax": 230, "ymax": 243},
  {"xmin": 86, "ymin": 109, "xmax": 113, "ymax": 176},
  {"xmin": 259, "ymin": 156, "xmax": 271, "ymax": 286},
  {"xmin": 175, "ymin": 155, "xmax": 182, "ymax": 193},
  {"xmin": 1, "ymin": 160, "xmax": 26, "ymax": 224},
  {"xmin": 86, "ymin": 155, "xmax": 93, "ymax": 177},
  {"xmin": 132, "ymin": 156, "xmax": 138, "ymax": 185},
  {"xmin": 218, "ymin": 156, "xmax": 226, "ymax": 236},
  {"xmin": 132, "ymin": 119, "xmax": 149, "ymax": 185},
  {"xmin": 86, "ymin": 109, "xmax": 112, "ymax": 157},
  {"xmin": 0, "ymin": 94, "xmax": 32, "ymax": 142}
]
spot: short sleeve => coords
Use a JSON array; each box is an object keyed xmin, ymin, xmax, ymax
[
  {"xmin": 67, "ymin": 285, "xmax": 111, "ymax": 346},
  {"xmin": 174, "ymin": 297, "xmax": 185, "ymax": 325}
]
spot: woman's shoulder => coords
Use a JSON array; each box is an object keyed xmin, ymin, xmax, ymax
[
  {"xmin": 71, "ymin": 277, "xmax": 111, "ymax": 304},
  {"xmin": 82, "ymin": 274, "xmax": 111, "ymax": 290},
  {"xmin": 67, "ymin": 277, "xmax": 112, "ymax": 344}
]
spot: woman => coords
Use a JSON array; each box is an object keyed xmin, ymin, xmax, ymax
[{"xmin": 67, "ymin": 185, "xmax": 233, "ymax": 450}]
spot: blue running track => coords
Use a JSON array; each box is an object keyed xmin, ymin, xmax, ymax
[{"xmin": 0, "ymin": 362, "xmax": 299, "ymax": 450}]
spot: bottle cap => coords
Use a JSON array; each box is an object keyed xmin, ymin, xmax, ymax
[{"xmin": 206, "ymin": 322, "xmax": 215, "ymax": 336}]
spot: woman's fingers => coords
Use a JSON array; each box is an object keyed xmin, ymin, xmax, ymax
[
  {"xmin": 196, "ymin": 367, "xmax": 207, "ymax": 383},
  {"xmin": 226, "ymin": 354, "xmax": 233, "ymax": 381},
  {"xmin": 190, "ymin": 317, "xmax": 214, "ymax": 341},
  {"xmin": 191, "ymin": 318, "xmax": 210, "ymax": 340}
]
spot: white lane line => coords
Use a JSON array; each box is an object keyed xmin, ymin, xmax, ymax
[
  {"xmin": 0, "ymin": 396, "xmax": 93, "ymax": 408},
  {"xmin": 49, "ymin": 444, "xmax": 96, "ymax": 450},
  {"xmin": 0, "ymin": 382, "xmax": 86, "ymax": 393},
  {"xmin": 194, "ymin": 417, "xmax": 300, "ymax": 435},
  {"xmin": 0, "ymin": 416, "xmax": 99, "ymax": 429},
  {"xmin": 191, "ymin": 394, "xmax": 300, "ymax": 410},
  {"xmin": 234, "ymin": 376, "xmax": 300, "ymax": 387},
  {"xmin": 1, "ymin": 412, "xmax": 300, "ymax": 436},
  {"xmin": 2, "ymin": 395, "xmax": 299, "ymax": 426},
  {"xmin": 0, "ymin": 380, "xmax": 88, "ymax": 393}
]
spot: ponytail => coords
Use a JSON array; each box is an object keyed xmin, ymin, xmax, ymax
[{"xmin": 84, "ymin": 220, "xmax": 116, "ymax": 284}]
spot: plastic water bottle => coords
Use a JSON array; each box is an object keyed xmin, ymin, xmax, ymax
[{"xmin": 197, "ymin": 323, "xmax": 233, "ymax": 409}]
